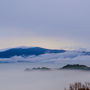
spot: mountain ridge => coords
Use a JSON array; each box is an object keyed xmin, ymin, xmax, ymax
[{"xmin": 0, "ymin": 47, "xmax": 66, "ymax": 58}]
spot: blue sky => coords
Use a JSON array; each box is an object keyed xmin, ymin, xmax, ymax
[{"xmin": 0, "ymin": 0, "xmax": 90, "ymax": 49}]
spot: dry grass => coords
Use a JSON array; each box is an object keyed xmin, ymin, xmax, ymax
[{"xmin": 65, "ymin": 82, "xmax": 90, "ymax": 90}]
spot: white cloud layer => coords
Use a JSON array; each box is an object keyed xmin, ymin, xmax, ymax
[{"xmin": 0, "ymin": 51, "xmax": 90, "ymax": 66}]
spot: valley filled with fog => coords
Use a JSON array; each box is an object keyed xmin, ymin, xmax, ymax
[
  {"xmin": 0, "ymin": 63, "xmax": 90, "ymax": 90},
  {"xmin": 0, "ymin": 48, "xmax": 90, "ymax": 90}
]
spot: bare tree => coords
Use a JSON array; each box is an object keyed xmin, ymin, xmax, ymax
[{"xmin": 65, "ymin": 82, "xmax": 90, "ymax": 90}]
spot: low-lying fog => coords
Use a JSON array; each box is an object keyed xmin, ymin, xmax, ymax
[{"xmin": 0, "ymin": 63, "xmax": 90, "ymax": 90}]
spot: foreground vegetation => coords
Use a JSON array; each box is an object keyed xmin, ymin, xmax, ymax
[{"xmin": 65, "ymin": 82, "xmax": 90, "ymax": 90}]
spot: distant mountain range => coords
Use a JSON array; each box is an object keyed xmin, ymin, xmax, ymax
[
  {"xmin": 0, "ymin": 47, "xmax": 66, "ymax": 58},
  {"xmin": 0, "ymin": 47, "xmax": 90, "ymax": 64}
]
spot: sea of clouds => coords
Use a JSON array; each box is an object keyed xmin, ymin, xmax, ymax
[{"xmin": 0, "ymin": 51, "xmax": 90, "ymax": 66}]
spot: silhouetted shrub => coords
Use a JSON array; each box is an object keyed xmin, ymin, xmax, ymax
[{"xmin": 65, "ymin": 82, "xmax": 90, "ymax": 90}]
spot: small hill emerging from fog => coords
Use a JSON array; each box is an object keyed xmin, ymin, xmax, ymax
[
  {"xmin": 25, "ymin": 67, "xmax": 51, "ymax": 71},
  {"xmin": 25, "ymin": 64, "xmax": 90, "ymax": 71},
  {"xmin": 62, "ymin": 64, "xmax": 90, "ymax": 70}
]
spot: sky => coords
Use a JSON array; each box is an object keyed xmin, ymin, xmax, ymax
[{"xmin": 0, "ymin": 0, "xmax": 90, "ymax": 49}]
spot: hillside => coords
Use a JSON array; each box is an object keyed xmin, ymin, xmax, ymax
[{"xmin": 0, "ymin": 47, "xmax": 65, "ymax": 58}]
